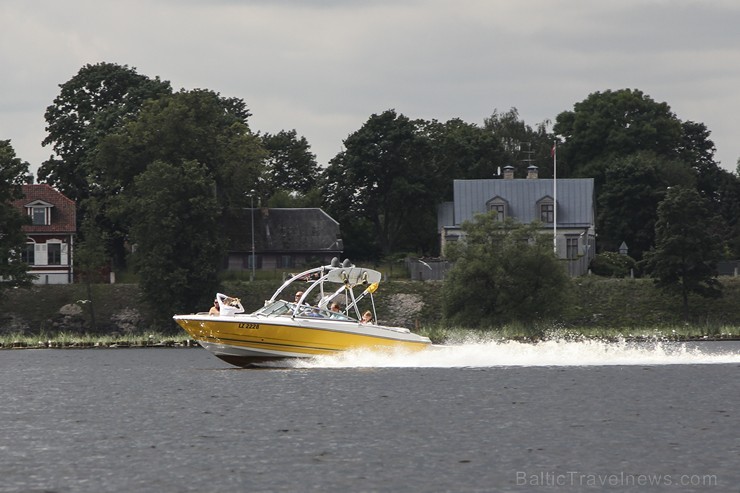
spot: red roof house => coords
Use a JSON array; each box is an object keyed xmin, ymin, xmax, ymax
[{"xmin": 11, "ymin": 184, "xmax": 77, "ymax": 284}]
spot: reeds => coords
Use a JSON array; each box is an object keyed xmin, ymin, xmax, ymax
[
  {"xmin": 0, "ymin": 331, "xmax": 196, "ymax": 349},
  {"xmin": 416, "ymin": 324, "xmax": 740, "ymax": 345}
]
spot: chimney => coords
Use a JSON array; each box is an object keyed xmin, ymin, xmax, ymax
[
  {"xmin": 527, "ymin": 165, "xmax": 539, "ymax": 179},
  {"xmin": 503, "ymin": 165, "xmax": 515, "ymax": 180}
]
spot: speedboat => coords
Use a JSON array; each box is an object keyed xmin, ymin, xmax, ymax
[{"xmin": 173, "ymin": 258, "xmax": 432, "ymax": 367}]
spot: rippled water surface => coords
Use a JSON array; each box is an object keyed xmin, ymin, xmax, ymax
[{"xmin": 1, "ymin": 341, "xmax": 739, "ymax": 492}]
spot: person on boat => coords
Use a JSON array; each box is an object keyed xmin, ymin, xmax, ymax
[
  {"xmin": 294, "ymin": 291, "xmax": 304, "ymax": 304},
  {"xmin": 330, "ymin": 302, "xmax": 341, "ymax": 312},
  {"xmin": 361, "ymin": 310, "xmax": 373, "ymax": 324},
  {"xmin": 307, "ymin": 308, "xmax": 324, "ymax": 317},
  {"xmin": 209, "ymin": 299, "xmax": 220, "ymax": 315}
]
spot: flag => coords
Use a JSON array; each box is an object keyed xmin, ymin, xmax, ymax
[{"xmin": 551, "ymin": 142, "xmax": 557, "ymax": 157}]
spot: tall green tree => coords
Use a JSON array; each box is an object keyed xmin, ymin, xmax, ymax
[
  {"xmin": 443, "ymin": 214, "xmax": 571, "ymax": 327},
  {"xmin": 95, "ymin": 89, "xmax": 260, "ymax": 204},
  {"xmin": 597, "ymin": 152, "xmax": 695, "ymax": 260},
  {"xmin": 642, "ymin": 186, "xmax": 723, "ymax": 320},
  {"xmin": 261, "ymin": 129, "xmax": 321, "ymax": 199},
  {"xmin": 92, "ymin": 89, "xmax": 266, "ymax": 267},
  {"xmin": 678, "ymin": 120, "xmax": 740, "ymax": 257},
  {"xmin": 483, "ymin": 108, "xmax": 555, "ymax": 178},
  {"xmin": 126, "ymin": 160, "xmax": 222, "ymax": 328},
  {"xmin": 0, "ymin": 140, "xmax": 35, "ymax": 293},
  {"xmin": 713, "ymin": 173, "xmax": 740, "ymax": 257},
  {"xmin": 419, "ymin": 117, "xmax": 505, "ymax": 201},
  {"xmin": 73, "ymin": 198, "xmax": 111, "ymax": 331},
  {"xmin": 39, "ymin": 62, "xmax": 172, "ymax": 202},
  {"xmin": 551, "ymin": 88, "xmax": 740, "ymax": 259},
  {"xmin": 322, "ymin": 110, "xmax": 436, "ymax": 258},
  {"xmin": 553, "ymin": 89, "xmax": 684, "ymax": 177}
]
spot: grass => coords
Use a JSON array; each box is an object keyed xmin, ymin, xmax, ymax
[
  {"xmin": 416, "ymin": 324, "xmax": 740, "ymax": 345},
  {"xmin": 0, "ymin": 331, "xmax": 195, "ymax": 349}
]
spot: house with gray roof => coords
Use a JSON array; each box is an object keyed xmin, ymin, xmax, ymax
[
  {"xmin": 227, "ymin": 208, "xmax": 343, "ymax": 272},
  {"xmin": 438, "ymin": 166, "xmax": 595, "ymax": 276}
]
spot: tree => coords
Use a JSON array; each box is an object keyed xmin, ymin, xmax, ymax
[
  {"xmin": 322, "ymin": 110, "xmax": 437, "ymax": 257},
  {"xmin": 39, "ymin": 62, "xmax": 172, "ymax": 203},
  {"xmin": 0, "ymin": 140, "xmax": 35, "ymax": 295},
  {"xmin": 553, "ymin": 89, "xmax": 684, "ymax": 177},
  {"xmin": 126, "ymin": 160, "xmax": 222, "ymax": 328},
  {"xmin": 642, "ymin": 186, "xmax": 723, "ymax": 320},
  {"xmin": 678, "ymin": 120, "xmax": 740, "ymax": 257},
  {"xmin": 596, "ymin": 152, "xmax": 694, "ymax": 260},
  {"xmin": 589, "ymin": 252, "xmax": 637, "ymax": 278},
  {"xmin": 266, "ymin": 188, "xmax": 323, "ymax": 208},
  {"xmin": 73, "ymin": 199, "xmax": 111, "ymax": 332},
  {"xmin": 443, "ymin": 214, "xmax": 571, "ymax": 327},
  {"xmin": 483, "ymin": 108, "xmax": 555, "ymax": 178},
  {"xmin": 91, "ymin": 89, "xmax": 266, "ymax": 268},
  {"xmin": 94, "ymin": 89, "xmax": 260, "ymax": 205},
  {"xmin": 551, "ymin": 89, "xmax": 740, "ymax": 260},
  {"xmin": 713, "ymin": 173, "xmax": 740, "ymax": 257},
  {"xmin": 429, "ymin": 118, "xmax": 501, "ymax": 178},
  {"xmin": 261, "ymin": 129, "xmax": 321, "ymax": 198}
]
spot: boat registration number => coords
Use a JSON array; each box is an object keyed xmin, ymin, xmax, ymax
[{"xmin": 237, "ymin": 323, "xmax": 259, "ymax": 330}]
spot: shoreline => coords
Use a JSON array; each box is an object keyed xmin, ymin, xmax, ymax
[
  {"xmin": 2, "ymin": 335, "xmax": 738, "ymax": 351},
  {"xmin": 0, "ymin": 339, "xmax": 198, "ymax": 349}
]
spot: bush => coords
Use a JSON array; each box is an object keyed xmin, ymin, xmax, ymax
[{"xmin": 590, "ymin": 252, "xmax": 637, "ymax": 277}]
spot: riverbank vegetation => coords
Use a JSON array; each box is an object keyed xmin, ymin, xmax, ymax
[
  {"xmin": 0, "ymin": 331, "xmax": 193, "ymax": 349},
  {"xmin": 2, "ymin": 276, "xmax": 740, "ymax": 344},
  {"xmin": 1, "ymin": 323, "xmax": 736, "ymax": 349}
]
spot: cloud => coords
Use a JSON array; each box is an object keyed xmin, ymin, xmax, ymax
[{"xmin": 1, "ymin": 0, "xmax": 739, "ymax": 171}]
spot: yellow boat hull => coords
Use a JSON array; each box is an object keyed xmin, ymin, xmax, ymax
[{"xmin": 173, "ymin": 315, "xmax": 431, "ymax": 367}]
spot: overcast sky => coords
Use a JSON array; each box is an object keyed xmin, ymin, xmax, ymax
[{"xmin": 2, "ymin": 0, "xmax": 739, "ymax": 177}]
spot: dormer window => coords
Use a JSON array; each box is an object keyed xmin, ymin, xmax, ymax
[
  {"xmin": 32, "ymin": 207, "xmax": 46, "ymax": 225},
  {"xmin": 486, "ymin": 196, "xmax": 509, "ymax": 221},
  {"xmin": 25, "ymin": 200, "xmax": 54, "ymax": 226},
  {"xmin": 536, "ymin": 196, "xmax": 556, "ymax": 224}
]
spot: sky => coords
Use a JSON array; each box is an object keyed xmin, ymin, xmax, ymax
[{"xmin": 2, "ymin": 0, "xmax": 740, "ymax": 177}]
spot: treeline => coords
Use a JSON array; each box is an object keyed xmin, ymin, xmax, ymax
[{"xmin": 1, "ymin": 62, "xmax": 739, "ymax": 328}]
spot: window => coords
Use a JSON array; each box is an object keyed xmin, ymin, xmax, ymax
[
  {"xmin": 486, "ymin": 196, "xmax": 509, "ymax": 221},
  {"xmin": 32, "ymin": 207, "xmax": 46, "ymax": 225},
  {"xmin": 48, "ymin": 243, "xmax": 62, "ymax": 265},
  {"xmin": 245, "ymin": 254, "xmax": 262, "ymax": 270},
  {"xmin": 22, "ymin": 243, "xmax": 35, "ymax": 265},
  {"xmin": 277, "ymin": 255, "xmax": 294, "ymax": 269},
  {"xmin": 536, "ymin": 196, "xmax": 556, "ymax": 224},
  {"xmin": 490, "ymin": 204, "xmax": 505, "ymax": 220},
  {"xmin": 566, "ymin": 237, "xmax": 579, "ymax": 259},
  {"xmin": 540, "ymin": 203, "xmax": 554, "ymax": 223}
]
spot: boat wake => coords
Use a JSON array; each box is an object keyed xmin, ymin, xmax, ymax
[{"xmin": 263, "ymin": 338, "xmax": 740, "ymax": 369}]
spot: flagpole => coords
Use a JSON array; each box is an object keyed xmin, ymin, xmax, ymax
[{"xmin": 553, "ymin": 141, "xmax": 557, "ymax": 255}]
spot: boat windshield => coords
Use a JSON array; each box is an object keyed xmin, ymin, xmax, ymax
[
  {"xmin": 254, "ymin": 300, "xmax": 293, "ymax": 317},
  {"xmin": 255, "ymin": 299, "xmax": 354, "ymax": 321},
  {"xmin": 293, "ymin": 304, "xmax": 354, "ymax": 321}
]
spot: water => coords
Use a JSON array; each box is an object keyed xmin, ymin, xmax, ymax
[{"xmin": 1, "ymin": 340, "xmax": 738, "ymax": 493}]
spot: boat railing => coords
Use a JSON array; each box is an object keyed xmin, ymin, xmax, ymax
[{"xmin": 262, "ymin": 258, "xmax": 386, "ymax": 325}]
